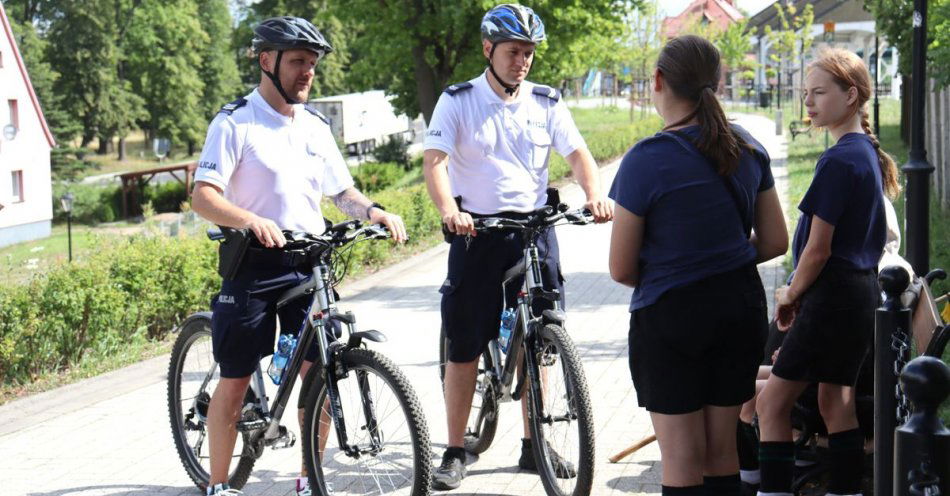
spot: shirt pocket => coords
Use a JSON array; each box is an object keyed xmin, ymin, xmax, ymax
[
  {"xmin": 526, "ymin": 127, "xmax": 552, "ymax": 173},
  {"xmin": 471, "ymin": 121, "xmax": 498, "ymax": 155}
]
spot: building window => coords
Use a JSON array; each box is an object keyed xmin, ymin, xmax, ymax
[
  {"xmin": 11, "ymin": 170, "xmax": 24, "ymax": 203},
  {"xmin": 8, "ymin": 100, "xmax": 17, "ymax": 130}
]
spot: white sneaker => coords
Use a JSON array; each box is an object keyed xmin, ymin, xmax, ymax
[{"xmin": 207, "ymin": 483, "xmax": 243, "ymax": 495}]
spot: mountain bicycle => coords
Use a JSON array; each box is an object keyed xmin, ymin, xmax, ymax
[
  {"xmin": 168, "ymin": 220, "xmax": 431, "ymax": 496},
  {"xmin": 438, "ymin": 204, "xmax": 596, "ymax": 496}
]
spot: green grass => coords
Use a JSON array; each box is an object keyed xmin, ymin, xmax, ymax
[
  {"xmin": 0, "ymin": 224, "xmax": 129, "ymax": 285},
  {"xmin": 72, "ymin": 130, "xmax": 200, "ymax": 179}
]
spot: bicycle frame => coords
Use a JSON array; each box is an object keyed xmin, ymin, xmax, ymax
[{"xmin": 193, "ymin": 227, "xmax": 386, "ymax": 459}]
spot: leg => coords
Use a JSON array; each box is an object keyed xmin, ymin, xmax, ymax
[
  {"xmin": 650, "ymin": 410, "xmax": 706, "ymax": 487},
  {"xmin": 818, "ymin": 383, "xmax": 864, "ymax": 496},
  {"xmin": 208, "ymin": 375, "xmax": 253, "ymax": 486},
  {"xmin": 755, "ymin": 375, "xmax": 809, "ymax": 495},
  {"xmin": 444, "ymin": 358, "xmax": 479, "ymax": 447},
  {"xmin": 704, "ymin": 405, "xmax": 743, "ymax": 496}
]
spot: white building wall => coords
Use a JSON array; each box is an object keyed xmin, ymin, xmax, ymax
[{"xmin": 0, "ymin": 7, "xmax": 53, "ymax": 245}]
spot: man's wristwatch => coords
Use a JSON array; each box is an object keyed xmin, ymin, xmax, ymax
[{"xmin": 366, "ymin": 202, "xmax": 385, "ymax": 219}]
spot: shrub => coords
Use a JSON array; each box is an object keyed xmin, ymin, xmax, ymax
[
  {"xmin": 373, "ymin": 136, "xmax": 411, "ymax": 169},
  {"xmin": 351, "ymin": 162, "xmax": 406, "ymax": 193},
  {"xmin": 0, "ymin": 234, "xmax": 218, "ymax": 386},
  {"xmin": 52, "ymin": 182, "xmax": 121, "ymax": 225},
  {"xmin": 143, "ymin": 181, "xmax": 187, "ymax": 213}
]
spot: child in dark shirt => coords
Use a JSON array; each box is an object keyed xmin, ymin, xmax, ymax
[
  {"xmin": 755, "ymin": 48, "xmax": 901, "ymax": 496},
  {"xmin": 609, "ymin": 35, "xmax": 788, "ymax": 496}
]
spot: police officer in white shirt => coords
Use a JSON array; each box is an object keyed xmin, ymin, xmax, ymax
[
  {"xmin": 191, "ymin": 16, "xmax": 406, "ymax": 496},
  {"xmin": 422, "ymin": 4, "xmax": 612, "ymax": 490}
]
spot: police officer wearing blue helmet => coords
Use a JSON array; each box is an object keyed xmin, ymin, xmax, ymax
[
  {"xmin": 423, "ymin": 4, "xmax": 613, "ymax": 490},
  {"xmin": 191, "ymin": 16, "xmax": 407, "ymax": 496}
]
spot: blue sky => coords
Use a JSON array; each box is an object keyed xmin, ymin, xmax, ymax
[{"xmin": 658, "ymin": 0, "xmax": 776, "ymax": 18}]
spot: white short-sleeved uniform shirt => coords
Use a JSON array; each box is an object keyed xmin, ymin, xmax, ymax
[
  {"xmin": 195, "ymin": 88, "xmax": 354, "ymax": 234},
  {"xmin": 423, "ymin": 72, "xmax": 587, "ymax": 215}
]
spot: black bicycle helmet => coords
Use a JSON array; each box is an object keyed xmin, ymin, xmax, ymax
[
  {"xmin": 480, "ymin": 4, "xmax": 546, "ymax": 45},
  {"xmin": 252, "ymin": 16, "xmax": 333, "ymax": 105},
  {"xmin": 480, "ymin": 4, "xmax": 546, "ymax": 96}
]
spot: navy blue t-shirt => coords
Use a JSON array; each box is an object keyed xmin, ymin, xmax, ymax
[
  {"xmin": 791, "ymin": 133, "xmax": 886, "ymax": 271},
  {"xmin": 609, "ymin": 124, "xmax": 774, "ymax": 311}
]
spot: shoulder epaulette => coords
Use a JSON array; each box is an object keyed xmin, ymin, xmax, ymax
[
  {"xmin": 218, "ymin": 98, "xmax": 248, "ymax": 115},
  {"xmin": 532, "ymin": 85, "xmax": 561, "ymax": 102},
  {"xmin": 443, "ymin": 82, "xmax": 473, "ymax": 96},
  {"xmin": 304, "ymin": 105, "xmax": 330, "ymax": 125}
]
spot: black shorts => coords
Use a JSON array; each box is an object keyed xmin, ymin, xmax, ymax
[
  {"xmin": 440, "ymin": 223, "xmax": 563, "ymax": 363},
  {"xmin": 628, "ymin": 264, "xmax": 768, "ymax": 414},
  {"xmin": 211, "ymin": 263, "xmax": 323, "ymax": 378},
  {"xmin": 771, "ymin": 266, "xmax": 878, "ymax": 386}
]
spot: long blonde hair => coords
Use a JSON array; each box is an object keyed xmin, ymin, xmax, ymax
[{"xmin": 808, "ymin": 48, "xmax": 900, "ymax": 199}]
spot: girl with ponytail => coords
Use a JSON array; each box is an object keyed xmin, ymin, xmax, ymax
[
  {"xmin": 608, "ymin": 35, "xmax": 788, "ymax": 496},
  {"xmin": 756, "ymin": 48, "xmax": 894, "ymax": 496}
]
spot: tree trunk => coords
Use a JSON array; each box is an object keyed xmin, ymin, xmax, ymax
[
  {"xmin": 188, "ymin": 141, "xmax": 195, "ymax": 156},
  {"xmin": 118, "ymin": 137, "xmax": 127, "ymax": 161},
  {"xmin": 97, "ymin": 136, "xmax": 110, "ymax": 155},
  {"xmin": 411, "ymin": 43, "xmax": 440, "ymax": 125},
  {"xmin": 901, "ymin": 74, "xmax": 911, "ymax": 145}
]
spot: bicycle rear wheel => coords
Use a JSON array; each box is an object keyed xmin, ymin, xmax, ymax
[
  {"xmin": 302, "ymin": 348, "xmax": 431, "ymax": 496},
  {"xmin": 439, "ymin": 324, "xmax": 499, "ymax": 454},
  {"xmin": 167, "ymin": 315, "xmax": 256, "ymax": 491},
  {"xmin": 527, "ymin": 324, "xmax": 594, "ymax": 496}
]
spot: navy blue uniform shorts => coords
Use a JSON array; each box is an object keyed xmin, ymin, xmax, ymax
[
  {"xmin": 211, "ymin": 263, "xmax": 323, "ymax": 378},
  {"xmin": 440, "ymin": 225, "xmax": 564, "ymax": 363}
]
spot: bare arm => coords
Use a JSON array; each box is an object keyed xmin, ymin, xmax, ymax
[
  {"xmin": 422, "ymin": 149, "xmax": 475, "ymax": 236},
  {"xmin": 564, "ymin": 148, "xmax": 613, "ymax": 223},
  {"xmin": 749, "ymin": 187, "xmax": 788, "ymax": 263},
  {"xmin": 609, "ymin": 204, "xmax": 645, "ymax": 287},
  {"xmin": 775, "ymin": 215, "xmax": 834, "ymax": 330},
  {"xmin": 330, "ymin": 186, "xmax": 408, "ymax": 242},
  {"xmin": 192, "ymin": 182, "xmax": 286, "ymax": 248}
]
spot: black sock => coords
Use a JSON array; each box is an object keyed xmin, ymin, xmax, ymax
[
  {"xmin": 661, "ymin": 484, "xmax": 704, "ymax": 495},
  {"xmin": 758, "ymin": 441, "xmax": 794, "ymax": 493},
  {"xmin": 827, "ymin": 428, "xmax": 864, "ymax": 495},
  {"xmin": 444, "ymin": 446, "xmax": 466, "ymax": 462},
  {"xmin": 704, "ymin": 474, "xmax": 741, "ymax": 496},
  {"xmin": 737, "ymin": 421, "xmax": 759, "ymax": 471}
]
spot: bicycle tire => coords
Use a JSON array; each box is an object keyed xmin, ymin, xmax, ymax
[
  {"xmin": 167, "ymin": 315, "xmax": 256, "ymax": 491},
  {"xmin": 527, "ymin": 324, "xmax": 594, "ymax": 496},
  {"xmin": 302, "ymin": 347, "xmax": 431, "ymax": 496},
  {"xmin": 438, "ymin": 324, "xmax": 499, "ymax": 454}
]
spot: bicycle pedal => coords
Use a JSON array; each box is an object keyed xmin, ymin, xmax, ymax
[
  {"xmin": 269, "ymin": 425, "xmax": 296, "ymax": 450},
  {"xmin": 236, "ymin": 419, "xmax": 267, "ymax": 432}
]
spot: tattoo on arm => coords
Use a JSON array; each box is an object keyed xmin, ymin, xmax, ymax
[{"xmin": 331, "ymin": 187, "xmax": 372, "ymax": 219}]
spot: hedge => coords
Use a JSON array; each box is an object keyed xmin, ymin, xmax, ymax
[
  {"xmin": 0, "ymin": 234, "xmax": 218, "ymax": 386},
  {"xmin": 5, "ymin": 112, "xmax": 663, "ymax": 389}
]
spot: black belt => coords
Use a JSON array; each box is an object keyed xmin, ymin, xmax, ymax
[{"xmin": 243, "ymin": 246, "xmax": 310, "ymax": 268}]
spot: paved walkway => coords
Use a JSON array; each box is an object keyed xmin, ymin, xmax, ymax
[{"xmin": 0, "ymin": 113, "xmax": 787, "ymax": 496}]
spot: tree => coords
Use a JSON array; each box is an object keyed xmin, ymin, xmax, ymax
[
  {"xmin": 763, "ymin": 2, "xmax": 814, "ymax": 111},
  {"xmin": 197, "ymin": 0, "xmax": 243, "ymax": 119},
  {"xmin": 125, "ymin": 0, "xmax": 208, "ymax": 156},
  {"xmin": 716, "ymin": 18, "xmax": 757, "ymax": 100},
  {"xmin": 333, "ymin": 0, "xmax": 638, "ymax": 124}
]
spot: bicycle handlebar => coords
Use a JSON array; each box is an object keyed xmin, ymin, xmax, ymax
[
  {"xmin": 471, "ymin": 206, "xmax": 594, "ymax": 233},
  {"xmin": 206, "ymin": 220, "xmax": 391, "ymax": 248}
]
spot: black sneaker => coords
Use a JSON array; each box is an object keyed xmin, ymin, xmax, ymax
[
  {"xmin": 518, "ymin": 438, "xmax": 576, "ymax": 479},
  {"xmin": 432, "ymin": 448, "xmax": 467, "ymax": 490}
]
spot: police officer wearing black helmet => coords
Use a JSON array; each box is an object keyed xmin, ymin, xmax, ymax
[
  {"xmin": 423, "ymin": 4, "xmax": 612, "ymax": 491},
  {"xmin": 191, "ymin": 16, "xmax": 407, "ymax": 496}
]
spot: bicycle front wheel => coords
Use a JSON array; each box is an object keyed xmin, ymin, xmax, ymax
[
  {"xmin": 302, "ymin": 348, "xmax": 431, "ymax": 496},
  {"xmin": 527, "ymin": 324, "xmax": 595, "ymax": 496},
  {"xmin": 167, "ymin": 315, "xmax": 256, "ymax": 491}
]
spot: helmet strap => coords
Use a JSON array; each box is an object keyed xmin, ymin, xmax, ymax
[
  {"xmin": 487, "ymin": 43, "xmax": 519, "ymax": 96},
  {"xmin": 261, "ymin": 50, "xmax": 301, "ymax": 105}
]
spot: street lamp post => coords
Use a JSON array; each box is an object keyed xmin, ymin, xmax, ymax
[
  {"xmin": 60, "ymin": 193, "xmax": 74, "ymax": 262},
  {"xmin": 902, "ymin": 0, "xmax": 934, "ymax": 277}
]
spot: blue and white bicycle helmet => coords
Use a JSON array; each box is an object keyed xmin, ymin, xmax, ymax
[{"xmin": 480, "ymin": 4, "xmax": 546, "ymax": 45}]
